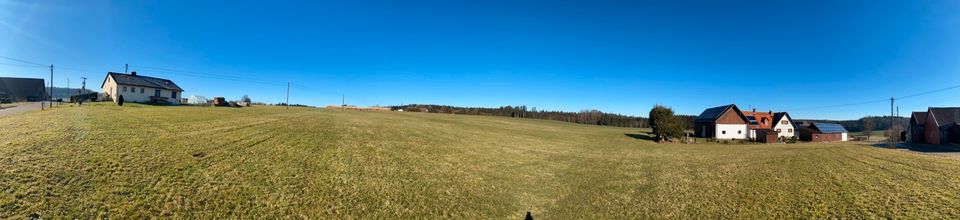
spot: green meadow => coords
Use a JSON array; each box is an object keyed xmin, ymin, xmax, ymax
[{"xmin": 2, "ymin": 104, "xmax": 959, "ymax": 218}]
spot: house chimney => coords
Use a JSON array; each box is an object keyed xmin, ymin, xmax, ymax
[
  {"xmin": 131, "ymin": 71, "xmax": 137, "ymax": 76},
  {"xmin": 753, "ymin": 108, "xmax": 757, "ymax": 112}
]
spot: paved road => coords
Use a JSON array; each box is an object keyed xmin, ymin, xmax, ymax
[
  {"xmin": 872, "ymin": 142, "xmax": 960, "ymax": 159},
  {"xmin": 0, "ymin": 102, "xmax": 43, "ymax": 117}
]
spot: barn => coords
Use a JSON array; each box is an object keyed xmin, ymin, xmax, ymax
[
  {"xmin": 909, "ymin": 111, "xmax": 926, "ymax": 144},
  {"xmin": 799, "ymin": 122, "xmax": 848, "ymax": 142},
  {"xmin": 0, "ymin": 77, "xmax": 45, "ymax": 102},
  {"xmin": 694, "ymin": 104, "xmax": 749, "ymax": 140},
  {"xmin": 923, "ymin": 107, "xmax": 960, "ymax": 145}
]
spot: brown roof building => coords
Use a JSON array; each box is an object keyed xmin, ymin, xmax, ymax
[{"xmin": 923, "ymin": 107, "xmax": 960, "ymax": 145}]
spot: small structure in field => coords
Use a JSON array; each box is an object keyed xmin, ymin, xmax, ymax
[
  {"xmin": 694, "ymin": 104, "xmax": 749, "ymax": 140},
  {"xmin": 211, "ymin": 97, "xmax": 229, "ymax": 106},
  {"xmin": 799, "ymin": 122, "xmax": 848, "ymax": 142},
  {"xmin": 187, "ymin": 95, "xmax": 209, "ymax": 105}
]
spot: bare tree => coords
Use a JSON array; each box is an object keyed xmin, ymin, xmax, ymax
[{"xmin": 862, "ymin": 117, "xmax": 875, "ymax": 138}]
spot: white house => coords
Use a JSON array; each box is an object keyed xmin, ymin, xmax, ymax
[
  {"xmin": 100, "ymin": 71, "xmax": 184, "ymax": 104},
  {"xmin": 772, "ymin": 112, "xmax": 797, "ymax": 139}
]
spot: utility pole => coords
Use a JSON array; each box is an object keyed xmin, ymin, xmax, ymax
[
  {"xmin": 80, "ymin": 77, "xmax": 87, "ymax": 106},
  {"xmin": 49, "ymin": 65, "xmax": 54, "ymax": 108},
  {"xmin": 890, "ymin": 97, "xmax": 895, "ymax": 148},
  {"xmin": 286, "ymin": 82, "xmax": 290, "ymax": 109}
]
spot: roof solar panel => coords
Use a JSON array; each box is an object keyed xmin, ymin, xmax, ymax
[{"xmin": 813, "ymin": 123, "xmax": 847, "ymax": 133}]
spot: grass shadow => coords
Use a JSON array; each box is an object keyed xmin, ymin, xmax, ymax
[{"xmin": 624, "ymin": 132, "xmax": 656, "ymax": 141}]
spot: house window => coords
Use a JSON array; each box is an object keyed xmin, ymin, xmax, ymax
[
  {"xmin": 788, "ymin": 129, "xmax": 793, "ymax": 133},
  {"xmin": 155, "ymin": 89, "xmax": 161, "ymax": 97},
  {"xmin": 776, "ymin": 128, "xmax": 781, "ymax": 132},
  {"xmin": 140, "ymin": 88, "xmax": 144, "ymax": 93},
  {"xmin": 722, "ymin": 130, "xmax": 727, "ymax": 134},
  {"xmin": 171, "ymin": 91, "xmax": 177, "ymax": 99},
  {"xmin": 781, "ymin": 120, "xmax": 788, "ymax": 125},
  {"xmin": 814, "ymin": 135, "xmax": 819, "ymax": 139},
  {"xmin": 122, "ymin": 86, "xmax": 127, "ymax": 92}
]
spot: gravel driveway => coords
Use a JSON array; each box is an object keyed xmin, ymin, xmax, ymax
[{"xmin": 0, "ymin": 102, "xmax": 44, "ymax": 117}]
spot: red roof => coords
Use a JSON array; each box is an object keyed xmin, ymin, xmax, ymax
[{"xmin": 742, "ymin": 111, "xmax": 775, "ymax": 129}]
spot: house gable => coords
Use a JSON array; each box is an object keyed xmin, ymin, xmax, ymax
[{"xmin": 716, "ymin": 105, "xmax": 748, "ymax": 124}]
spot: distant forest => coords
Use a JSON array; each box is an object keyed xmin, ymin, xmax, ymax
[
  {"xmin": 47, "ymin": 87, "xmax": 96, "ymax": 99},
  {"xmin": 796, "ymin": 116, "xmax": 908, "ymax": 133},
  {"xmin": 390, "ymin": 104, "xmax": 910, "ymax": 132},
  {"xmin": 390, "ymin": 104, "xmax": 697, "ymax": 129}
]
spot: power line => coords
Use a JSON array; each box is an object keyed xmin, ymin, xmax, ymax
[
  {"xmin": 135, "ymin": 65, "xmax": 283, "ymax": 85},
  {"xmin": 787, "ymin": 99, "xmax": 888, "ymax": 112},
  {"xmin": 896, "ymin": 84, "xmax": 960, "ymax": 100},
  {"xmin": 0, "ymin": 62, "xmax": 47, "ymax": 68},
  {"xmin": 0, "ymin": 55, "xmax": 46, "ymax": 67},
  {"xmin": 788, "ymin": 82, "xmax": 960, "ymax": 112}
]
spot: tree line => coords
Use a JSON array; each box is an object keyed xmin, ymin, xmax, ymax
[
  {"xmin": 390, "ymin": 104, "xmax": 697, "ymax": 129},
  {"xmin": 795, "ymin": 116, "xmax": 908, "ymax": 133}
]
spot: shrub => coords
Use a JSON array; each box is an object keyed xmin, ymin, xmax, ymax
[
  {"xmin": 649, "ymin": 105, "xmax": 684, "ymax": 142},
  {"xmin": 118, "ymin": 95, "xmax": 124, "ymax": 106}
]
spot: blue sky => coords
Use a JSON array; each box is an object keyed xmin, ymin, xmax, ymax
[{"xmin": 1, "ymin": 0, "xmax": 958, "ymax": 120}]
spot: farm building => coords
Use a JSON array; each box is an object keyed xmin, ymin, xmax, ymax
[
  {"xmin": 100, "ymin": 71, "xmax": 184, "ymax": 104},
  {"xmin": 922, "ymin": 107, "xmax": 960, "ymax": 145},
  {"xmin": 909, "ymin": 111, "xmax": 927, "ymax": 144},
  {"xmin": 694, "ymin": 104, "xmax": 749, "ymax": 140},
  {"xmin": 799, "ymin": 122, "xmax": 848, "ymax": 142},
  {"xmin": 0, "ymin": 77, "xmax": 45, "ymax": 102}
]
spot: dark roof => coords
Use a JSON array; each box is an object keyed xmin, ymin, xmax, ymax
[
  {"xmin": 0, "ymin": 77, "xmax": 45, "ymax": 99},
  {"xmin": 696, "ymin": 104, "xmax": 734, "ymax": 122},
  {"xmin": 772, "ymin": 112, "xmax": 796, "ymax": 128},
  {"xmin": 912, "ymin": 111, "xmax": 927, "ymax": 125},
  {"xmin": 811, "ymin": 122, "xmax": 848, "ymax": 134},
  {"xmin": 928, "ymin": 107, "xmax": 960, "ymax": 127},
  {"xmin": 101, "ymin": 72, "xmax": 183, "ymax": 91}
]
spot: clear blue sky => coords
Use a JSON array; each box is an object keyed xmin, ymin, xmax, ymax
[{"xmin": 1, "ymin": 0, "xmax": 958, "ymax": 120}]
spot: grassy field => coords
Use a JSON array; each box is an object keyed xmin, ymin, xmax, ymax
[{"xmin": 2, "ymin": 104, "xmax": 960, "ymax": 218}]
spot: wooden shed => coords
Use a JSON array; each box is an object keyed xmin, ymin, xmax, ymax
[{"xmin": 755, "ymin": 129, "xmax": 780, "ymax": 143}]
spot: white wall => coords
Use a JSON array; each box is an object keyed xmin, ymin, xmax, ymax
[
  {"xmin": 841, "ymin": 133, "xmax": 848, "ymax": 141},
  {"xmin": 715, "ymin": 124, "xmax": 748, "ymax": 140},
  {"xmin": 773, "ymin": 118, "xmax": 796, "ymax": 138},
  {"xmin": 116, "ymin": 86, "xmax": 180, "ymax": 104}
]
